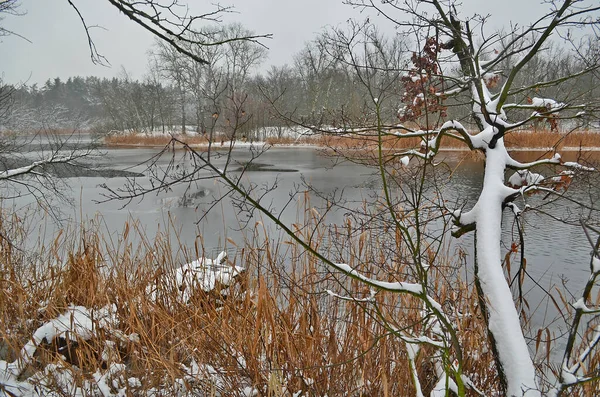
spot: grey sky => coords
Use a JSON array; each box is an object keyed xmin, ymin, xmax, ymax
[{"xmin": 1, "ymin": 0, "xmax": 551, "ymax": 86}]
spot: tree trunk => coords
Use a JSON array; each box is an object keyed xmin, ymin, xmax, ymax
[{"xmin": 475, "ymin": 139, "xmax": 540, "ymax": 396}]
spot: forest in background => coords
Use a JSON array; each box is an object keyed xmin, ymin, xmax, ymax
[{"xmin": 2, "ymin": 23, "xmax": 599, "ymax": 139}]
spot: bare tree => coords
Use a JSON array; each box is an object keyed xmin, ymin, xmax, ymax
[
  {"xmin": 154, "ymin": 40, "xmax": 190, "ymax": 133},
  {"xmin": 0, "ymin": 1, "xmax": 22, "ymax": 119},
  {"xmin": 0, "ymin": 0, "xmax": 28, "ymax": 41},
  {"xmin": 152, "ymin": 23, "xmax": 266, "ymax": 142},
  {"xmin": 144, "ymin": 56, "xmax": 176, "ymax": 132},
  {"xmin": 0, "ymin": 77, "xmax": 14, "ymax": 121},
  {"xmin": 67, "ymin": 0, "xmax": 271, "ymax": 66},
  {"xmin": 0, "ymin": 2, "xmax": 98, "ymax": 221},
  {"xmin": 94, "ymin": 1, "xmax": 600, "ymax": 396},
  {"xmin": 332, "ymin": 1, "xmax": 599, "ymax": 395}
]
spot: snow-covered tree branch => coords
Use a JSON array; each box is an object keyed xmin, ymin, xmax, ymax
[{"xmin": 94, "ymin": 0, "xmax": 599, "ymax": 395}]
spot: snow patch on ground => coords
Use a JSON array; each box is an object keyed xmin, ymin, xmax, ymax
[
  {"xmin": 146, "ymin": 251, "xmax": 244, "ymax": 303},
  {"xmin": 0, "ymin": 252, "xmax": 250, "ymax": 397}
]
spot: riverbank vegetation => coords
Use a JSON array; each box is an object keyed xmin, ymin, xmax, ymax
[
  {"xmin": 0, "ymin": 210, "xmax": 485, "ymax": 396},
  {"xmin": 103, "ymin": 128, "xmax": 600, "ymax": 152},
  {"xmin": 2, "ymin": 16, "xmax": 599, "ymax": 144},
  {"xmin": 1, "ymin": 207, "xmax": 597, "ymax": 396},
  {"xmin": 95, "ymin": 0, "xmax": 600, "ymax": 394}
]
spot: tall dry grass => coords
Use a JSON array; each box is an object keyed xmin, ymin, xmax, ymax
[
  {"xmin": 318, "ymin": 129, "xmax": 599, "ymax": 150},
  {"xmin": 503, "ymin": 129, "xmax": 600, "ymax": 150},
  {"xmin": 104, "ymin": 133, "xmax": 212, "ymax": 147},
  {"xmin": 0, "ymin": 206, "xmax": 597, "ymax": 396},
  {"xmin": 103, "ymin": 128, "xmax": 599, "ymax": 157}
]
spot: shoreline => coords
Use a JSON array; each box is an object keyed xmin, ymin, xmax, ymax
[{"xmin": 102, "ymin": 140, "xmax": 600, "ymax": 152}]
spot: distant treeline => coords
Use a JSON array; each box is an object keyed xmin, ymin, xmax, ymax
[{"xmin": 2, "ymin": 24, "xmax": 598, "ymax": 136}]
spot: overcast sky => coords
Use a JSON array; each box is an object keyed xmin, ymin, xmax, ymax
[{"xmin": 1, "ymin": 0, "xmax": 552, "ymax": 86}]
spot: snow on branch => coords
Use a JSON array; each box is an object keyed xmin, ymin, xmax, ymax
[
  {"xmin": 554, "ymin": 224, "xmax": 600, "ymax": 394},
  {"xmin": 426, "ymin": 120, "xmax": 475, "ymax": 149},
  {"xmin": 557, "ymin": 326, "xmax": 600, "ymax": 390},
  {"xmin": 507, "ymin": 170, "xmax": 546, "ymax": 188},
  {"xmin": 450, "ymin": 208, "xmax": 477, "ymax": 238},
  {"xmin": 430, "ymin": 360, "xmax": 485, "ymax": 397},
  {"xmin": 504, "ymin": 97, "xmax": 566, "ymax": 111},
  {"xmin": 399, "ymin": 334, "xmax": 446, "ymax": 349},
  {"xmin": 0, "ymin": 154, "xmax": 79, "ymax": 180},
  {"xmin": 561, "ymin": 162, "xmax": 595, "ymax": 172},
  {"xmin": 494, "ymin": 0, "xmax": 575, "ymax": 112},
  {"xmin": 394, "ymin": 120, "xmax": 475, "ymax": 162},
  {"xmin": 391, "ymin": 129, "xmax": 437, "ymax": 138},
  {"xmin": 325, "ymin": 288, "xmax": 376, "ymax": 302},
  {"xmin": 331, "ymin": 262, "xmax": 423, "ymax": 295},
  {"xmin": 566, "ymin": 326, "xmax": 600, "ymax": 378},
  {"xmin": 329, "ymin": 262, "xmax": 457, "ymax": 342},
  {"xmin": 405, "ymin": 342, "xmax": 425, "ymax": 397},
  {"xmin": 506, "ymin": 153, "xmax": 562, "ymax": 170},
  {"xmin": 394, "ymin": 148, "xmax": 436, "ymax": 162},
  {"xmin": 571, "ymin": 298, "xmax": 600, "ymax": 314},
  {"xmin": 506, "ymin": 154, "xmax": 595, "ymax": 193},
  {"xmin": 434, "ymin": 86, "xmax": 466, "ymax": 97}
]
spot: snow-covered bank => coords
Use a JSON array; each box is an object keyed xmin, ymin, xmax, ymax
[
  {"xmin": 0, "ymin": 252, "xmax": 256, "ymax": 397},
  {"xmin": 102, "ymin": 127, "xmax": 600, "ymax": 155},
  {"xmin": 107, "ymin": 140, "xmax": 323, "ymax": 149}
]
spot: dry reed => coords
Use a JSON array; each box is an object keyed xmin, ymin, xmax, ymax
[
  {"xmin": 102, "ymin": 130, "xmax": 599, "ymax": 169},
  {"xmin": 104, "ymin": 133, "xmax": 212, "ymax": 147},
  {"xmin": 0, "ymin": 205, "xmax": 597, "ymax": 396}
]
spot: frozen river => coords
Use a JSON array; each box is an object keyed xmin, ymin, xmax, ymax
[{"xmin": 2, "ymin": 139, "xmax": 599, "ymax": 332}]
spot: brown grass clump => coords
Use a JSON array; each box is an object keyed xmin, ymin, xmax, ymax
[
  {"xmin": 264, "ymin": 136, "xmax": 316, "ymax": 146},
  {"xmin": 319, "ymin": 129, "xmax": 599, "ymax": 151},
  {"xmin": 313, "ymin": 129, "xmax": 598, "ymax": 167},
  {"xmin": 503, "ymin": 129, "xmax": 600, "ymax": 150},
  {"xmin": 0, "ymin": 209, "xmax": 597, "ymax": 396},
  {"xmin": 102, "ymin": 128, "xmax": 599, "ymax": 159},
  {"xmin": 104, "ymin": 133, "xmax": 213, "ymax": 147}
]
